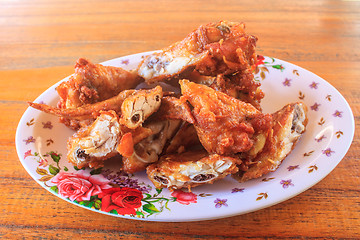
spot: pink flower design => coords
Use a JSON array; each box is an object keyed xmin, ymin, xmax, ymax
[
  {"xmin": 333, "ymin": 110, "xmax": 343, "ymax": 118},
  {"xmin": 231, "ymin": 188, "xmax": 245, "ymax": 193},
  {"xmin": 287, "ymin": 165, "xmax": 299, "ymax": 171},
  {"xmin": 38, "ymin": 158, "xmax": 48, "ymax": 167},
  {"xmin": 309, "ymin": 82, "xmax": 319, "ymax": 89},
  {"xmin": 23, "ymin": 136, "xmax": 35, "ymax": 145},
  {"xmin": 282, "ymin": 78, "xmax": 291, "ymax": 87},
  {"xmin": 42, "ymin": 121, "xmax": 53, "ymax": 129},
  {"xmin": 322, "ymin": 148, "xmax": 335, "ymax": 157},
  {"xmin": 310, "ymin": 103, "xmax": 320, "ymax": 111},
  {"xmin": 171, "ymin": 189, "xmax": 197, "ymax": 205},
  {"xmin": 280, "ymin": 179, "xmax": 294, "ymax": 188},
  {"xmin": 51, "ymin": 170, "xmax": 112, "ymax": 202},
  {"xmin": 24, "ymin": 150, "xmax": 32, "ymax": 159},
  {"xmin": 214, "ymin": 198, "xmax": 228, "ymax": 208}
]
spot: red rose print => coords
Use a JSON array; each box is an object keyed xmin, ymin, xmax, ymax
[
  {"xmin": 98, "ymin": 187, "xmax": 143, "ymax": 215},
  {"xmin": 51, "ymin": 170, "xmax": 111, "ymax": 202},
  {"xmin": 171, "ymin": 189, "xmax": 197, "ymax": 205}
]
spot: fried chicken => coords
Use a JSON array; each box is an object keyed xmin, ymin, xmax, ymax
[
  {"xmin": 179, "ymin": 80, "xmax": 272, "ymax": 155},
  {"xmin": 120, "ymin": 120, "xmax": 182, "ymax": 174},
  {"xmin": 67, "ymin": 111, "xmax": 121, "ymax": 169},
  {"xmin": 55, "ymin": 58, "xmax": 142, "ymax": 129},
  {"xmin": 57, "ymin": 58, "xmax": 142, "ymax": 109},
  {"xmin": 137, "ymin": 21, "xmax": 257, "ymax": 83},
  {"xmin": 147, "ymin": 150, "xmax": 241, "ymax": 190},
  {"xmin": 233, "ymin": 102, "xmax": 308, "ymax": 182},
  {"xmin": 119, "ymin": 86, "xmax": 163, "ymax": 129}
]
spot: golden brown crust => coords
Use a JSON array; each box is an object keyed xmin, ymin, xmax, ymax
[
  {"xmin": 179, "ymin": 80, "xmax": 272, "ymax": 155},
  {"xmin": 137, "ymin": 21, "xmax": 257, "ymax": 83},
  {"xmin": 233, "ymin": 102, "xmax": 308, "ymax": 182},
  {"xmin": 57, "ymin": 58, "xmax": 142, "ymax": 109},
  {"xmin": 147, "ymin": 150, "xmax": 240, "ymax": 190}
]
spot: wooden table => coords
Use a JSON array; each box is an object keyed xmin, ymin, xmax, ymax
[{"xmin": 1, "ymin": 0, "xmax": 359, "ymax": 239}]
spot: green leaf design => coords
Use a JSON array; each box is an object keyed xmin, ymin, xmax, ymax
[
  {"xmin": 64, "ymin": 166, "xmax": 69, "ymax": 171},
  {"xmin": 143, "ymin": 193, "xmax": 152, "ymax": 200},
  {"xmin": 94, "ymin": 200, "xmax": 101, "ymax": 210},
  {"xmin": 272, "ymin": 64, "xmax": 284, "ymax": 71},
  {"xmin": 90, "ymin": 168, "xmax": 103, "ymax": 175},
  {"xmin": 50, "ymin": 186, "xmax": 58, "ymax": 194},
  {"xmin": 74, "ymin": 166, "xmax": 85, "ymax": 171},
  {"xmin": 50, "ymin": 152, "xmax": 61, "ymax": 163},
  {"xmin": 79, "ymin": 201, "xmax": 93, "ymax": 208},
  {"xmin": 143, "ymin": 203, "xmax": 160, "ymax": 214},
  {"xmin": 156, "ymin": 188, "xmax": 163, "ymax": 194},
  {"xmin": 48, "ymin": 165, "xmax": 60, "ymax": 175},
  {"xmin": 109, "ymin": 209, "xmax": 118, "ymax": 215},
  {"xmin": 136, "ymin": 211, "xmax": 145, "ymax": 217}
]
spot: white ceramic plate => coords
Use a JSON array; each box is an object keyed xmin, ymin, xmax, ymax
[{"xmin": 15, "ymin": 53, "xmax": 354, "ymax": 222}]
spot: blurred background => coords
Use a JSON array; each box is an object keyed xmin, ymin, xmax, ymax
[{"xmin": 1, "ymin": 0, "xmax": 359, "ymax": 70}]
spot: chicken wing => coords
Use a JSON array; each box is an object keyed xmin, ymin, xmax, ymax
[
  {"xmin": 66, "ymin": 87, "xmax": 165, "ymax": 169},
  {"xmin": 119, "ymin": 86, "xmax": 163, "ymax": 129},
  {"xmin": 149, "ymin": 96, "xmax": 195, "ymax": 124},
  {"xmin": 137, "ymin": 21, "xmax": 257, "ymax": 83},
  {"xmin": 67, "ymin": 111, "xmax": 121, "ymax": 169},
  {"xmin": 120, "ymin": 120, "xmax": 182, "ymax": 174},
  {"xmin": 165, "ymin": 122, "xmax": 201, "ymax": 154},
  {"xmin": 146, "ymin": 150, "xmax": 241, "ymax": 190},
  {"xmin": 233, "ymin": 102, "xmax": 308, "ymax": 182},
  {"xmin": 208, "ymin": 72, "xmax": 264, "ymax": 110},
  {"xmin": 181, "ymin": 70, "xmax": 263, "ymax": 110},
  {"xmin": 57, "ymin": 58, "xmax": 142, "ymax": 109},
  {"xmin": 29, "ymin": 87, "xmax": 163, "ymax": 130},
  {"xmin": 179, "ymin": 80, "xmax": 272, "ymax": 155},
  {"xmin": 28, "ymin": 89, "xmax": 134, "ymax": 121}
]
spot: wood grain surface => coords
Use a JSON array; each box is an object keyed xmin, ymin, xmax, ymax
[{"xmin": 1, "ymin": 0, "xmax": 359, "ymax": 239}]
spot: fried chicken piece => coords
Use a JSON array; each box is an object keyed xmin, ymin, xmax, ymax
[
  {"xmin": 150, "ymin": 96, "xmax": 195, "ymax": 124},
  {"xmin": 186, "ymin": 71, "xmax": 264, "ymax": 110},
  {"xmin": 119, "ymin": 86, "xmax": 163, "ymax": 129},
  {"xmin": 146, "ymin": 150, "xmax": 241, "ymax": 190},
  {"xmin": 209, "ymin": 72, "xmax": 264, "ymax": 110},
  {"xmin": 66, "ymin": 87, "xmax": 165, "ymax": 169},
  {"xmin": 28, "ymin": 89, "xmax": 134, "ymax": 122},
  {"xmin": 165, "ymin": 122, "xmax": 201, "ymax": 154},
  {"xmin": 28, "ymin": 87, "xmax": 163, "ymax": 130},
  {"xmin": 180, "ymin": 80, "xmax": 272, "ymax": 155},
  {"xmin": 55, "ymin": 58, "xmax": 142, "ymax": 129},
  {"xmin": 57, "ymin": 58, "xmax": 142, "ymax": 109},
  {"xmin": 233, "ymin": 102, "xmax": 308, "ymax": 182},
  {"xmin": 137, "ymin": 21, "xmax": 257, "ymax": 83},
  {"xmin": 120, "ymin": 120, "xmax": 182, "ymax": 174},
  {"xmin": 67, "ymin": 111, "xmax": 121, "ymax": 169}
]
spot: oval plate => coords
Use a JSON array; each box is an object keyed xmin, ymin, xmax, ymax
[{"xmin": 15, "ymin": 53, "xmax": 355, "ymax": 222}]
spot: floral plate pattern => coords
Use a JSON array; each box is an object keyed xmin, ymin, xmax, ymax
[{"xmin": 15, "ymin": 52, "xmax": 355, "ymax": 222}]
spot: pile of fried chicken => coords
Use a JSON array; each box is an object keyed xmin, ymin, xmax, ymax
[{"xmin": 29, "ymin": 21, "xmax": 308, "ymax": 190}]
